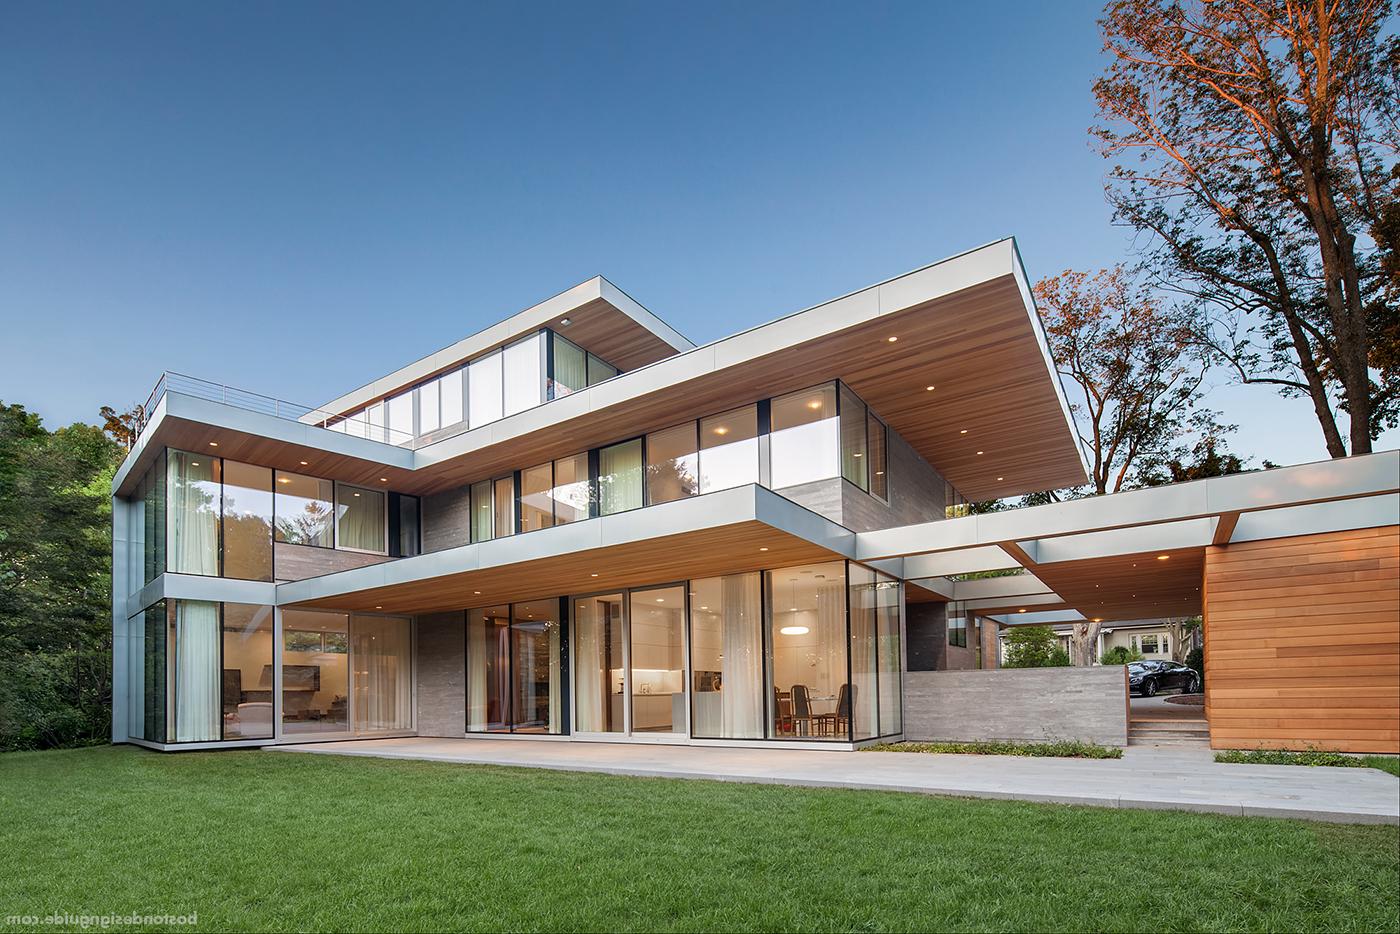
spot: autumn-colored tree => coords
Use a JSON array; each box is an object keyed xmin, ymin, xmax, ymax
[
  {"xmin": 1035, "ymin": 266, "xmax": 1223, "ymax": 496},
  {"xmin": 99, "ymin": 404, "xmax": 144, "ymax": 450},
  {"xmin": 1094, "ymin": 0, "xmax": 1400, "ymax": 457}
]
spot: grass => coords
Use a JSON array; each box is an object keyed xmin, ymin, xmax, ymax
[
  {"xmin": 1216, "ymin": 748, "xmax": 1400, "ymax": 776},
  {"xmin": 862, "ymin": 739, "xmax": 1122, "ymax": 759},
  {"xmin": 1, "ymin": 746, "xmax": 1396, "ymax": 933}
]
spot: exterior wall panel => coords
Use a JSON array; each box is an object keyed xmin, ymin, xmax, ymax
[
  {"xmin": 415, "ymin": 612, "xmax": 466, "ymax": 737},
  {"xmin": 422, "ymin": 485, "xmax": 473, "ymax": 553},
  {"xmin": 1204, "ymin": 526, "xmax": 1400, "ymax": 753},
  {"xmin": 903, "ymin": 667, "xmax": 1128, "ymax": 745}
]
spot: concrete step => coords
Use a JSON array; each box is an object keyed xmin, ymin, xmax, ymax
[
  {"xmin": 1131, "ymin": 719, "xmax": 1208, "ymax": 733},
  {"xmin": 1128, "ymin": 735, "xmax": 1212, "ymax": 747}
]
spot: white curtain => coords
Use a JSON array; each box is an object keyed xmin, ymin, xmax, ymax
[
  {"xmin": 167, "ymin": 451, "xmax": 218, "ymax": 576},
  {"xmin": 599, "ymin": 441, "xmax": 643, "ymax": 514},
  {"xmin": 573, "ymin": 606, "xmax": 603, "ymax": 731},
  {"xmin": 721, "ymin": 574, "xmax": 764, "ymax": 739},
  {"xmin": 548, "ymin": 622, "xmax": 561, "ymax": 732},
  {"xmin": 174, "ymin": 600, "xmax": 220, "ymax": 742},
  {"xmin": 353, "ymin": 616, "xmax": 412, "ymax": 733},
  {"xmin": 848, "ymin": 574, "xmax": 878, "ymax": 740},
  {"xmin": 337, "ymin": 488, "xmax": 385, "ymax": 552},
  {"xmin": 466, "ymin": 612, "xmax": 489, "ymax": 730}
]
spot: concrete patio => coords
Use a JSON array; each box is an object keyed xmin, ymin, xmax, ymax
[{"xmin": 271, "ymin": 737, "xmax": 1400, "ymax": 825}]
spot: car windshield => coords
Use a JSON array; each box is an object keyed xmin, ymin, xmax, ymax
[{"xmin": 1127, "ymin": 662, "xmax": 1147, "ymax": 672}]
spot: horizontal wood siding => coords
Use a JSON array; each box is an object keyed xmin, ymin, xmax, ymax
[{"xmin": 1204, "ymin": 526, "xmax": 1399, "ymax": 753}]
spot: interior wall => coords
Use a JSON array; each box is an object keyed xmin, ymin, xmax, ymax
[{"xmin": 1204, "ymin": 526, "xmax": 1399, "ymax": 754}]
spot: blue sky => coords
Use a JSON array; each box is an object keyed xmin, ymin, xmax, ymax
[{"xmin": 2, "ymin": 1, "xmax": 1390, "ymax": 467}]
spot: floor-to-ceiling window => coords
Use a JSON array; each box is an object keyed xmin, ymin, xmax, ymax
[
  {"xmin": 573, "ymin": 593, "xmax": 625, "ymax": 733},
  {"xmin": 352, "ymin": 615, "xmax": 413, "ymax": 733},
  {"xmin": 598, "ymin": 439, "xmax": 643, "ymax": 515},
  {"xmin": 169, "ymin": 599, "xmax": 221, "ymax": 742},
  {"xmin": 689, "ymin": 573, "xmax": 764, "ymax": 739},
  {"xmin": 167, "ymin": 450, "xmax": 220, "ymax": 576},
  {"xmin": 874, "ymin": 571, "xmax": 902, "ymax": 736},
  {"xmin": 222, "ymin": 603, "xmax": 274, "ymax": 739},
  {"xmin": 765, "ymin": 561, "xmax": 848, "ymax": 739},
  {"xmin": 769, "ymin": 384, "xmax": 839, "ymax": 489},
  {"xmin": 466, "ymin": 600, "xmax": 565, "ymax": 735},
  {"xmin": 847, "ymin": 564, "xmax": 881, "ymax": 741},
  {"xmin": 222, "ymin": 462, "xmax": 273, "ymax": 581},
  {"xmin": 281, "ymin": 609, "xmax": 350, "ymax": 736},
  {"xmin": 628, "ymin": 586, "xmax": 686, "ymax": 735},
  {"xmin": 698, "ymin": 405, "xmax": 759, "ymax": 492},
  {"xmin": 645, "ymin": 423, "xmax": 699, "ymax": 505}
]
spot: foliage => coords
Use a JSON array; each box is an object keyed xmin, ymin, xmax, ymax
[
  {"xmin": 1139, "ymin": 436, "xmax": 1272, "ymax": 486},
  {"xmin": 1186, "ymin": 646, "xmax": 1205, "ymax": 687},
  {"xmin": 1216, "ymin": 748, "xmax": 1400, "ymax": 776},
  {"xmin": 1002, "ymin": 626, "xmax": 1071, "ymax": 668},
  {"xmin": 3, "ymin": 747, "xmax": 1397, "ymax": 932},
  {"xmin": 1094, "ymin": 0, "xmax": 1400, "ymax": 457},
  {"xmin": 1035, "ymin": 266, "xmax": 1227, "ymax": 496},
  {"xmin": 1100, "ymin": 645, "xmax": 1145, "ymax": 665},
  {"xmin": 863, "ymin": 740, "xmax": 1122, "ymax": 759},
  {"xmin": 0, "ymin": 402, "xmax": 123, "ymax": 751},
  {"xmin": 97, "ymin": 404, "xmax": 143, "ymax": 451}
]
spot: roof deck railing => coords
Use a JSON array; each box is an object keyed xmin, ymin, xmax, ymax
[{"xmin": 135, "ymin": 371, "xmax": 415, "ymax": 448}]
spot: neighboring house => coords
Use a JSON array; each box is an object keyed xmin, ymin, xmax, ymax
[
  {"xmin": 110, "ymin": 238, "xmax": 1400, "ymax": 755},
  {"xmin": 995, "ymin": 619, "xmax": 1200, "ymax": 666}
]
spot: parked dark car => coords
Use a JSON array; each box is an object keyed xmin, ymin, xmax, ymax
[{"xmin": 1128, "ymin": 660, "xmax": 1200, "ymax": 697}]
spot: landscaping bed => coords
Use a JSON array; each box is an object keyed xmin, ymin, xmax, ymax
[{"xmin": 862, "ymin": 739, "xmax": 1123, "ymax": 759}]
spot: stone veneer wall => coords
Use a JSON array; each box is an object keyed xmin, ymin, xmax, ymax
[
  {"xmin": 415, "ymin": 611, "xmax": 465, "ymax": 737},
  {"xmin": 903, "ymin": 667, "xmax": 1129, "ymax": 746}
]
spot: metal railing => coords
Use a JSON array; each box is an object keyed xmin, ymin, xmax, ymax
[{"xmin": 135, "ymin": 371, "xmax": 415, "ymax": 447}]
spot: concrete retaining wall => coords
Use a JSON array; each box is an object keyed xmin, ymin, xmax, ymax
[{"xmin": 903, "ymin": 667, "xmax": 1129, "ymax": 746}]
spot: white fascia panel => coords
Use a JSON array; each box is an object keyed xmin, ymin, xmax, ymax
[{"xmin": 1230, "ymin": 494, "xmax": 1400, "ymax": 544}]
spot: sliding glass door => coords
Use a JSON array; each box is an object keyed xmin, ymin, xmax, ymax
[{"xmin": 571, "ymin": 585, "xmax": 687, "ymax": 738}]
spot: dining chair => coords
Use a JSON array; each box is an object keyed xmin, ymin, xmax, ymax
[{"xmin": 789, "ymin": 683, "xmax": 815, "ymax": 737}]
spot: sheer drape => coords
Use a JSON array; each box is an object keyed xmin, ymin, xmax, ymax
[
  {"xmin": 337, "ymin": 487, "xmax": 385, "ymax": 552},
  {"xmin": 876, "ymin": 574, "xmax": 902, "ymax": 735},
  {"xmin": 173, "ymin": 600, "xmax": 220, "ymax": 742},
  {"xmin": 353, "ymin": 616, "xmax": 412, "ymax": 733},
  {"xmin": 167, "ymin": 450, "xmax": 219, "ymax": 575},
  {"xmin": 552, "ymin": 336, "xmax": 587, "ymax": 397},
  {"xmin": 848, "ymin": 567, "xmax": 879, "ymax": 740},
  {"xmin": 720, "ymin": 573, "xmax": 764, "ymax": 738},
  {"xmin": 548, "ymin": 622, "xmax": 561, "ymax": 732},
  {"xmin": 574, "ymin": 604, "xmax": 603, "ymax": 730},
  {"xmin": 598, "ymin": 440, "xmax": 643, "ymax": 514},
  {"xmin": 466, "ymin": 615, "xmax": 489, "ymax": 730}
]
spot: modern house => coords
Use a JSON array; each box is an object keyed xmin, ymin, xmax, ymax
[
  {"xmin": 995, "ymin": 618, "xmax": 1202, "ymax": 666},
  {"xmin": 110, "ymin": 239, "xmax": 1400, "ymax": 754}
]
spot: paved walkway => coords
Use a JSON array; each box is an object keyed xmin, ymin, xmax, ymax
[
  {"xmin": 1132, "ymin": 695, "xmax": 1206, "ymax": 722},
  {"xmin": 271, "ymin": 737, "xmax": 1400, "ymax": 825}
]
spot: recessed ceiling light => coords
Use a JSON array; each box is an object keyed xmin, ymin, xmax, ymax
[
  {"xmin": 299, "ymin": 460, "xmax": 309, "ymax": 466},
  {"xmin": 655, "ymin": 597, "xmax": 664, "ymax": 603},
  {"xmin": 853, "ymin": 452, "xmax": 862, "ymax": 457},
  {"xmin": 191, "ymin": 462, "xmax": 199, "ymax": 467},
  {"xmin": 560, "ymin": 317, "xmax": 571, "ymax": 326},
  {"xmin": 375, "ymin": 605, "xmax": 382, "ymax": 610},
  {"xmin": 976, "ymin": 451, "xmax": 984, "ymax": 455},
  {"xmin": 1157, "ymin": 555, "xmax": 1170, "ymax": 561},
  {"xmin": 713, "ymin": 426, "xmax": 729, "ymax": 435},
  {"xmin": 1018, "ymin": 608, "xmax": 1026, "ymax": 613},
  {"xmin": 997, "ymin": 476, "xmax": 1004, "ymax": 481},
  {"xmin": 208, "ymin": 442, "xmax": 218, "ymax": 447},
  {"xmin": 887, "ymin": 336, "xmax": 898, "ymax": 342},
  {"xmin": 960, "ymin": 429, "xmax": 968, "ymax": 434},
  {"xmin": 473, "ymin": 590, "xmax": 482, "ymax": 595},
  {"xmin": 277, "ymin": 477, "xmax": 291, "ymax": 484},
  {"xmin": 590, "ymin": 573, "xmax": 598, "ymax": 577},
  {"xmin": 380, "ymin": 477, "xmax": 388, "ymax": 482},
  {"xmin": 759, "ymin": 546, "xmax": 769, "ymax": 552},
  {"xmin": 1092, "ymin": 617, "xmax": 1103, "ymax": 623},
  {"xmin": 926, "ymin": 385, "xmax": 935, "ymax": 391},
  {"xmin": 700, "ymin": 605, "xmax": 709, "ymax": 611},
  {"xmin": 807, "ymin": 400, "xmax": 822, "ymax": 410},
  {"xmin": 353, "ymin": 492, "xmax": 361, "ymax": 497}
]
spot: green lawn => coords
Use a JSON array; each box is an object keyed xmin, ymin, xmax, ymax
[{"xmin": 2, "ymin": 746, "xmax": 1397, "ymax": 933}]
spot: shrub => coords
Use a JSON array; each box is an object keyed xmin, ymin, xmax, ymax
[
  {"xmin": 1215, "ymin": 749, "xmax": 1400, "ymax": 775},
  {"xmin": 864, "ymin": 740, "xmax": 1122, "ymax": 759},
  {"xmin": 1003, "ymin": 626, "xmax": 1067, "ymax": 668},
  {"xmin": 1099, "ymin": 645, "xmax": 1143, "ymax": 665},
  {"xmin": 1185, "ymin": 646, "xmax": 1204, "ymax": 687}
]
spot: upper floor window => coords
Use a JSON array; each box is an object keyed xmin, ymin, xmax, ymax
[{"xmin": 770, "ymin": 384, "xmax": 838, "ymax": 489}]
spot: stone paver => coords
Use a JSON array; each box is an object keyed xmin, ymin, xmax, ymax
[{"xmin": 270, "ymin": 737, "xmax": 1400, "ymax": 825}]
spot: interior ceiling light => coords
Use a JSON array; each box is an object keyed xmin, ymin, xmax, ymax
[
  {"xmin": 655, "ymin": 597, "xmax": 664, "ymax": 603},
  {"xmin": 1018, "ymin": 608, "xmax": 1026, "ymax": 613},
  {"xmin": 277, "ymin": 477, "xmax": 291, "ymax": 484},
  {"xmin": 713, "ymin": 426, "xmax": 729, "ymax": 435},
  {"xmin": 807, "ymin": 399, "xmax": 822, "ymax": 410},
  {"xmin": 780, "ymin": 625, "xmax": 810, "ymax": 635}
]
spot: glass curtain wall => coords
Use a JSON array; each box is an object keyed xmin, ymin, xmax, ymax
[
  {"xmin": 628, "ymin": 586, "xmax": 686, "ymax": 734},
  {"xmin": 765, "ymin": 561, "xmax": 848, "ymax": 739},
  {"xmin": 466, "ymin": 606, "xmax": 511, "ymax": 731},
  {"xmin": 281, "ymin": 609, "xmax": 350, "ymax": 736},
  {"xmin": 551, "ymin": 453, "xmax": 591, "ymax": 523},
  {"xmin": 352, "ymin": 615, "xmax": 413, "ymax": 733},
  {"xmin": 502, "ymin": 333, "xmax": 544, "ymax": 417},
  {"xmin": 769, "ymin": 385, "xmax": 838, "ymax": 489},
  {"xmin": 469, "ymin": 351, "xmax": 504, "ymax": 427},
  {"xmin": 273, "ymin": 471, "xmax": 335, "ymax": 547},
  {"xmin": 598, "ymin": 439, "xmax": 643, "ymax": 515},
  {"xmin": 222, "ymin": 462, "xmax": 273, "ymax": 581},
  {"xmin": 129, "ymin": 601, "xmax": 167, "ymax": 743},
  {"xmin": 573, "ymin": 593, "xmax": 625, "ymax": 733},
  {"xmin": 470, "ymin": 480, "xmax": 494, "ymax": 543},
  {"xmin": 550, "ymin": 333, "xmax": 588, "ymax": 398},
  {"xmin": 847, "ymin": 565, "xmax": 881, "ymax": 741},
  {"xmin": 839, "ymin": 383, "xmax": 869, "ymax": 491},
  {"xmin": 167, "ymin": 450, "xmax": 220, "ymax": 576},
  {"xmin": 222, "ymin": 603, "xmax": 274, "ymax": 739},
  {"xmin": 520, "ymin": 464, "xmax": 555, "ymax": 532},
  {"xmin": 875, "ymin": 571, "xmax": 902, "ymax": 735},
  {"xmin": 169, "ymin": 599, "xmax": 221, "ymax": 742},
  {"xmin": 698, "ymin": 405, "xmax": 759, "ymax": 492},
  {"xmin": 868, "ymin": 412, "xmax": 888, "ymax": 499},
  {"xmin": 645, "ymin": 423, "xmax": 698, "ymax": 504},
  {"xmin": 689, "ymin": 573, "xmax": 763, "ymax": 739},
  {"xmin": 336, "ymin": 485, "xmax": 386, "ymax": 553}
]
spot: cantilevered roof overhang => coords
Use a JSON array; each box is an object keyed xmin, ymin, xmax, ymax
[
  {"xmin": 861, "ymin": 451, "xmax": 1400, "ymax": 623},
  {"xmin": 276, "ymin": 484, "xmax": 855, "ymax": 615},
  {"xmin": 115, "ymin": 238, "xmax": 1088, "ymax": 502}
]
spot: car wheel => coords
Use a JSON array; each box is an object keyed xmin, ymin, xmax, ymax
[
  {"xmin": 1143, "ymin": 679, "xmax": 1158, "ymax": 697},
  {"xmin": 1186, "ymin": 674, "xmax": 1200, "ymax": 694}
]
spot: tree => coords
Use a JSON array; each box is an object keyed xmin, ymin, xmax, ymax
[
  {"xmin": 0, "ymin": 402, "xmax": 123, "ymax": 750},
  {"xmin": 1094, "ymin": 0, "xmax": 1400, "ymax": 457},
  {"xmin": 99, "ymin": 404, "xmax": 144, "ymax": 450},
  {"xmin": 1035, "ymin": 266, "xmax": 1224, "ymax": 496},
  {"xmin": 1100, "ymin": 644, "xmax": 1145, "ymax": 665},
  {"xmin": 1139, "ymin": 435, "xmax": 1269, "ymax": 485},
  {"xmin": 1003, "ymin": 626, "xmax": 1071, "ymax": 668}
]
